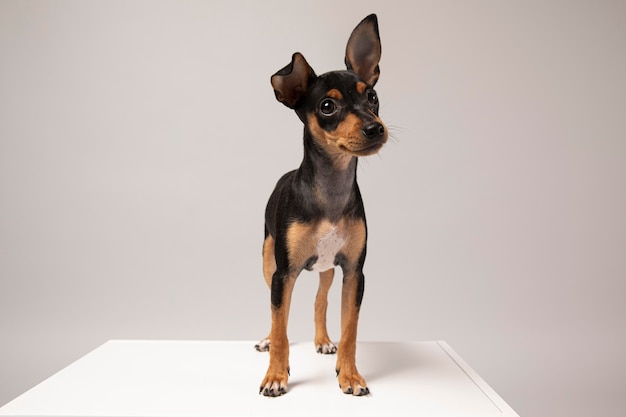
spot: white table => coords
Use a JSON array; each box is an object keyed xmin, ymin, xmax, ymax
[{"xmin": 0, "ymin": 340, "xmax": 519, "ymax": 417}]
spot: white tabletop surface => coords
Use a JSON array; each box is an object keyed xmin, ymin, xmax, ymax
[{"xmin": 0, "ymin": 340, "xmax": 519, "ymax": 417}]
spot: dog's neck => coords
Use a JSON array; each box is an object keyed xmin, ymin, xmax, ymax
[{"xmin": 298, "ymin": 130, "xmax": 358, "ymax": 221}]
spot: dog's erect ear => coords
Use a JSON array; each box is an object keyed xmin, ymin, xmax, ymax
[
  {"xmin": 271, "ymin": 52, "xmax": 316, "ymax": 109},
  {"xmin": 345, "ymin": 14, "xmax": 382, "ymax": 86}
]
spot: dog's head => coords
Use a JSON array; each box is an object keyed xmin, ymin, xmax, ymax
[{"xmin": 271, "ymin": 14, "xmax": 387, "ymax": 159}]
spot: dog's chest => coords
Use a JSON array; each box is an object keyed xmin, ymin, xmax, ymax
[{"xmin": 309, "ymin": 226, "xmax": 345, "ymax": 272}]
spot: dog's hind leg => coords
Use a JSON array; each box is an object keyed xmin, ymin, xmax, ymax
[
  {"xmin": 314, "ymin": 268, "xmax": 337, "ymax": 354},
  {"xmin": 255, "ymin": 234, "xmax": 277, "ymax": 352}
]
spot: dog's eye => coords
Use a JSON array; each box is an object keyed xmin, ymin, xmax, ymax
[
  {"xmin": 366, "ymin": 90, "xmax": 378, "ymax": 106},
  {"xmin": 320, "ymin": 99, "xmax": 338, "ymax": 116}
]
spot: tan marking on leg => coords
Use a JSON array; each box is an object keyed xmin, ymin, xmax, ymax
[
  {"xmin": 257, "ymin": 235, "xmax": 277, "ymax": 352},
  {"xmin": 263, "ymin": 235, "xmax": 276, "ymax": 288},
  {"xmin": 335, "ymin": 217, "xmax": 368, "ymax": 394},
  {"xmin": 261, "ymin": 275, "xmax": 296, "ymax": 396},
  {"xmin": 314, "ymin": 269, "xmax": 336, "ymax": 354},
  {"xmin": 337, "ymin": 273, "xmax": 368, "ymax": 395}
]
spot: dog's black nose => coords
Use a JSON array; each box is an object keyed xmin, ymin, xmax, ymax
[{"xmin": 362, "ymin": 123, "xmax": 385, "ymax": 140}]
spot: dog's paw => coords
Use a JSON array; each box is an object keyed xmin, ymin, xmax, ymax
[
  {"xmin": 337, "ymin": 368, "xmax": 369, "ymax": 396},
  {"xmin": 315, "ymin": 340, "xmax": 337, "ymax": 354},
  {"xmin": 255, "ymin": 338, "xmax": 270, "ymax": 352},
  {"xmin": 259, "ymin": 368, "xmax": 289, "ymax": 397}
]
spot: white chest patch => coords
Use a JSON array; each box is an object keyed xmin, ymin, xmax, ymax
[{"xmin": 310, "ymin": 227, "xmax": 345, "ymax": 272}]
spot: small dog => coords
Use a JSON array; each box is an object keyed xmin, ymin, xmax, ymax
[{"xmin": 257, "ymin": 14, "xmax": 387, "ymax": 397}]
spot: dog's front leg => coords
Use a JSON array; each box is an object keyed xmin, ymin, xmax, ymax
[
  {"xmin": 260, "ymin": 270, "xmax": 296, "ymax": 397},
  {"xmin": 336, "ymin": 268, "xmax": 369, "ymax": 395}
]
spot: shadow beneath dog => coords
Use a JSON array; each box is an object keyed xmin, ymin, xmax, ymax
[{"xmin": 358, "ymin": 342, "xmax": 432, "ymax": 383}]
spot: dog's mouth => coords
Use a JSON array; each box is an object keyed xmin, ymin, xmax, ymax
[{"xmin": 340, "ymin": 140, "xmax": 385, "ymax": 157}]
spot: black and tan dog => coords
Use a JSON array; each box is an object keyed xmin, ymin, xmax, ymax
[{"xmin": 257, "ymin": 14, "xmax": 387, "ymax": 397}]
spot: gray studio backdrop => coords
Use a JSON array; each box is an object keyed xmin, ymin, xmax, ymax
[{"xmin": 1, "ymin": 1, "xmax": 625, "ymax": 416}]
